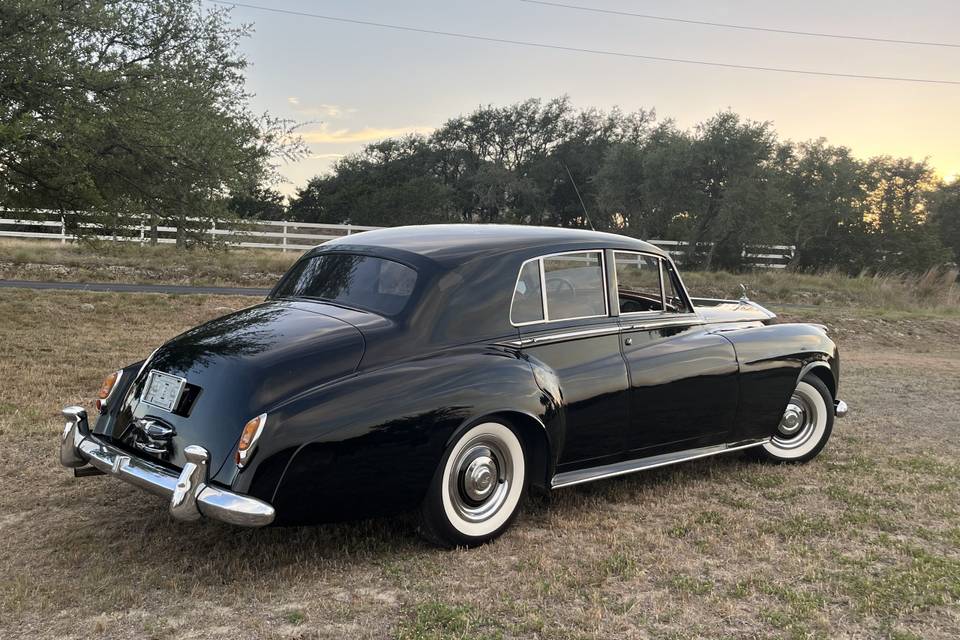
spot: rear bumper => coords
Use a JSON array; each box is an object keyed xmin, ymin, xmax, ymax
[{"xmin": 59, "ymin": 406, "xmax": 274, "ymax": 527}]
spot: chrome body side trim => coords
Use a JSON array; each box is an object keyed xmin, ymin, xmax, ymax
[
  {"xmin": 59, "ymin": 406, "xmax": 275, "ymax": 527},
  {"xmin": 550, "ymin": 439, "xmax": 769, "ymax": 489},
  {"xmin": 506, "ymin": 324, "xmax": 621, "ymax": 347},
  {"xmin": 624, "ymin": 315, "xmax": 703, "ymax": 331}
]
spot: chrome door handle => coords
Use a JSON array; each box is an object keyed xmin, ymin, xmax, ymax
[{"xmin": 624, "ymin": 337, "xmax": 633, "ymax": 346}]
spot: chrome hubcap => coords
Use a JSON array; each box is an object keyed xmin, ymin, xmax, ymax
[
  {"xmin": 779, "ymin": 403, "xmax": 804, "ymax": 435},
  {"xmin": 448, "ymin": 437, "xmax": 513, "ymax": 523},
  {"xmin": 773, "ymin": 391, "xmax": 818, "ymax": 449},
  {"xmin": 463, "ymin": 455, "xmax": 496, "ymax": 501}
]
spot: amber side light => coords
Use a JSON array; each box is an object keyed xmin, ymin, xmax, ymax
[
  {"xmin": 236, "ymin": 414, "xmax": 267, "ymax": 467},
  {"xmin": 97, "ymin": 371, "xmax": 120, "ymax": 400}
]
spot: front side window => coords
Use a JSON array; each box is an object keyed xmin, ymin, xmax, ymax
[
  {"xmin": 614, "ymin": 252, "xmax": 663, "ymax": 314},
  {"xmin": 272, "ymin": 253, "xmax": 417, "ymax": 316}
]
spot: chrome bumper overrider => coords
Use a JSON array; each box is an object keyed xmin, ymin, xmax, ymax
[
  {"xmin": 59, "ymin": 406, "xmax": 275, "ymax": 527},
  {"xmin": 835, "ymin": 400, "xmax": 849, "ymax": 418}
]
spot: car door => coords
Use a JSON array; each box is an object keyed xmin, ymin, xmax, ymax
[
  {"xmin": 511, "ymin": 250, "xmax": 631, "ymax": 470},
  {"xmin": 614, "ymin": 251, "xmax": 740, "ymax": 455}
]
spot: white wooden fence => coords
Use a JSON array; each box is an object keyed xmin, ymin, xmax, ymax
[{"xmin": 0, "ymin": 210, "xmax": 794, "ymax": 267}]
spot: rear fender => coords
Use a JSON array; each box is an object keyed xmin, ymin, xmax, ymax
[{"xmin": 232, "ymin": 344, "xmax": 559, "ymax": 524}]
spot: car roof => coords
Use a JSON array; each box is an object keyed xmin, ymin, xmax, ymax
[{"xmin": 320, "ymin": 224, "xmax": 667, "ymax": 268}]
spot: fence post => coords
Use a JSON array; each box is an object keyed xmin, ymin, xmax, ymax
[
  {"xmin": 60, "ymin": 215, "xmax": 66, "ymax": 244},
  {"xmin": 139, "ymin": 215, "xmax": 145, "ymax": 246},
  {"xmin": 282, "ymin": 224, "xmax": 288, "ymax": 252},
  {"xmin": 210, "ymin": 219, "xmax": 216, "ymax": 244},
  {"xmin": 346, "ymin": 226, "xmax": 352, "ymax": 236}
]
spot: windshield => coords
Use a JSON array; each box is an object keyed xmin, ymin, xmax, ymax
[{"xmin": 271, "ymin": 253, "xmax": 418, "ymax": 316}]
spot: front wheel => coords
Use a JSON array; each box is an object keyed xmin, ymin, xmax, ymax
[
  {"xmin": 758, "ymin": 376, "xmax": 834, "ymax": 463},
  {"xmin": 418, "ymin": 420, "xmax": 526, "ymax": 548}
]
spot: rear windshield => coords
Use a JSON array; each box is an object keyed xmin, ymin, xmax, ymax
[{"xmin": 271, "ymin": 253, "xmax": 418, "ymax": 316}]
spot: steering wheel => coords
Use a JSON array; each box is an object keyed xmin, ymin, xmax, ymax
[{"xmin": 546, "ymin": 277, "xmax": 575, "ymax": 294}]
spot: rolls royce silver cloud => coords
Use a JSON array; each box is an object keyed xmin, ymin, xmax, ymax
[{"xmin": 59, "ymin": 225, "xmax": 848, "ymax": 547}]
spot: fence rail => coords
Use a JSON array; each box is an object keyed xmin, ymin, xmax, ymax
[{"xmin": 0, "ymin": 210, "xmax": 794, "ymax": 267}]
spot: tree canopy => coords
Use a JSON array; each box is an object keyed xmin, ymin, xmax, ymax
[
  {"xmin": 0, "ymin": 0, "xmax": 303, "ymax": 245},
  {"xmin": 289, "ymin": 97, "xmax": 954, "ymax": 273}
]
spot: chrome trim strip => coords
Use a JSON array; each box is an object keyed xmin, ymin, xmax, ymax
[
  {"xmin": 59, "ymin": 407, "xmax": 275, "ymax": 527},
  {"xmin": 550, "ymin": 439, "xmax": 769, "ymax": 489},
  {"xmin": 539, "ymin": 258, "xmax": 549, "ymax": 322},
  {"xmin": 625, "ymin": 315, "xmax": 703, "ymax": 331},
  {"xmin": 508, "ymin": 324, "xmax": 622, "ymax": 347}
]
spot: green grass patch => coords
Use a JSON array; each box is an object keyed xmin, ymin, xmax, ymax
[{"xmin": 396, "ymin": 601, "xmax": 502, "ymax": 640}]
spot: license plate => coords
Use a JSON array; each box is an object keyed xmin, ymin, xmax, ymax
[{"xmin": 141, "ymin": 370, "xmax": 186, "ymax": 412}]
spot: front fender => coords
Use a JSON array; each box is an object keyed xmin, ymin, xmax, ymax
[
  {"xmin": 718, "ymin": 323, "xmax": 839, "ymax": 442},
  {"xmin": 230, "ymin": 344, "xmax": 557, "ymax": 525}
]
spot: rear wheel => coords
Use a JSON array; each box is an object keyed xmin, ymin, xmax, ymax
[
  {"xmin": 418, "ymin": 420, "xmax": 526, "ymax": 548},
  {"xmin": 758, "ymin": 376, "xmax": 834, "ymax": 463}
]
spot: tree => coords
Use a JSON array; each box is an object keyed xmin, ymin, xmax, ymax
[
  {"xmin": 0, "ymin": 0, "xmax": 304, "ymax": 245},
  {"xmin": 930, "ymin": 180, "xmax": 960, "ymax": 264},
  {"xmin": 780, "ymin": 139, "xmax": 867, "ymax": 270},
  {"xmin": 228, "ymin": 185, "xmax": 286, "ymax": 220},
  {"xmin": 286, "ymin": 97, "xmax": 950, "ymax": 274}
]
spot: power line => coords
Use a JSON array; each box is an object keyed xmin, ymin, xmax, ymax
[
  {"xmin": 520, "ymin": 0, "xmax": 960, "ymax": 49},
  {"xmin": 209, "ymin": 1, "xmax": 960, "ymax": 86}
]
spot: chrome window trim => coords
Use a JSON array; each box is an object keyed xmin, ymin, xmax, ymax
[
  {"xmin": 663, "ymin": 257, "xmax": 696, "ymax": 314},
  {"xmin": 509, "ymin": 249, "xmax": 609, "ymax": 327}
]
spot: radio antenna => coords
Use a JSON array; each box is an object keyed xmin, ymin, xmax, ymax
[{"xmin": 561, "ymin": 160, "xmax": 596, "ymax": 231}]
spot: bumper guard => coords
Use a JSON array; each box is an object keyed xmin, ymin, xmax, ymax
[{"xmin": 59, "ymin": 406, "xmax": 274, "ymax": 527}]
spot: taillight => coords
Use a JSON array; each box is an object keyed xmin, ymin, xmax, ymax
[
  {"xmin": 96, "ymin": 370, "xmax": 123, "ymax": 413},
  {"xmin": 236, "ymin": 413, "xmax": 267, "ymax": 468}
]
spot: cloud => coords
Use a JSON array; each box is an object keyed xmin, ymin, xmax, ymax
[
  {"xmin": 287, "ymin": 97, "xmax": 357, "ymax": 119},
  {"xmin": 308, "ymin": 153, "xmax": 346, "ymax": 160},
  {"xmin": 301, "ymin": 124, "xmax": 435, "ymax": 144}
]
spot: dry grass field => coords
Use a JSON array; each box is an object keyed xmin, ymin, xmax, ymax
[
  {"xmin": 1, "ymin": 288, "xmax": 959, "ymax": 639},
  {"xmin": 2, "ymin": 238, "xmax": 959, "ymax": 314}
]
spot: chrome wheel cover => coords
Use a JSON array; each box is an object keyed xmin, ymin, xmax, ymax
[
  {"xmin": 439, "ymin": 422, "xmax": 525, "ymax": 537},
  {"xmin": 447, "ymin": 436, "xmax": 513, "ymax": 523},
  {"xmin": 773, "ymin": 392, "xmax": 818, "ymax": 450},
  {"xmin": 763, "ymin": 380, "xmax": 829, "ymax": 460}
]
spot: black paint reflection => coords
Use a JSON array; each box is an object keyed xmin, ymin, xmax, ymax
[{"xmin": 152, "ymin": 305, "xmax": 285, "ymax": 373}]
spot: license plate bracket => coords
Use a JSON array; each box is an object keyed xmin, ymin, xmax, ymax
[{"xmin": 141, "ymin": 370, "xmax": 187, "ymax": 413}]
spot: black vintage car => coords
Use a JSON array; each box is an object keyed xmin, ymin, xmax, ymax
[{"xmin": 60, "ymin": 225, "xmax": 847, "ymax": 546}]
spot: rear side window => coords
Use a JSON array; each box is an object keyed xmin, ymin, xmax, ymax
[
  {"xmin": 272, "ymin": 253, "xmax": 417, "ymax": 316},
  {"xmin": 512, "ymin": 251, "xmax": 607, "ymax": 324},
  {"xmin": 614, "ymin": 252, "xmax": 663, "ymax": 313},
  {"xmin": 511, "ymin": 260, "xmax": 544, "ymax": 324},
  {"xmin": 543, "ymin": 252, "xmax": 606, "ymax": 320}
]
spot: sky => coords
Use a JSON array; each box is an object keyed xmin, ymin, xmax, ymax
[{"xmin": 214, "ymin": 0, "xmax": 960, "ymax": 196}]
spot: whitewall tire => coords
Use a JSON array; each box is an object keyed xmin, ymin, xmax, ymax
[
  {"xmin": 760, "ymin": 377, "xmax": 834, "ymax": 463},
  {"xmin": 419, "ymin": 420, "xmax": 526, "ymax": 547}
]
